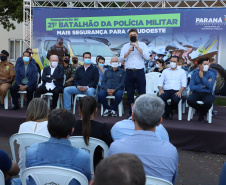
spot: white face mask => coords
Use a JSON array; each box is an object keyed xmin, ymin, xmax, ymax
[
  {"xmin": 111, "ymin": 62, "xmax": 119, "ymax": 68},
  {"xmin": 51, "ymin": 62, "xmax": 58, "ymax": 68},
  {"xmin": 155, "ymin": 64, "xmax": 160, "ymax": 68},
  {"xmin": 203, "ymin": 65, "xmax": 209, "ymax": 72},
  {"xmin": 170, "ymin": 62, "xmax": 177, "ymax": 69},
  {"xmin": 177, "ymin": 66, "xmax": 182, "ymax": 69}
]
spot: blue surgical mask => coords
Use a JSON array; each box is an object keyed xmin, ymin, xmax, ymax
[
  {"xmin": 98, "ymin": 63, "xmax": 104, "ymax": 67},
  {"xmin": 84, "ymin": 59, "xmax": 91, "ymax": 64},
  {"xmin": 23, "ymin": 57, "xmax": 30, "ymax": 63}
]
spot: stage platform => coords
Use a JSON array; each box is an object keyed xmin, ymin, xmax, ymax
[{"xmin": 0, "ymin": 102, "xmax": 226, "ymax": 154}]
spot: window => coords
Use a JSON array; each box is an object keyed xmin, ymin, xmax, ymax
[{"xmin": 9, "ymin": 39, "xmax": 23, "ymax": 61}]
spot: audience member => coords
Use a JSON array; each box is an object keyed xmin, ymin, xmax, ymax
[
  {"xmin": 64, "ymin": 52, "xmax": 99, "ymax": 111},
  {"xmin": 72, "ymin": 55, "xmax": 80, "ymax": 69},
  {"xmin": 120, "ymin": 28, "xmax": 149, "ymax": 117},
  {"xmin": 97, "ymin": 56, "xmax": 107, "ymax": 88},
  {"xmin": 0, "ymin": 50, "xmax": 15, "ymax": 109},
  {"xmin": 109, "ymin": 94, "xmax": 178, "ymax": 184},
  {"xmin": 158, "ymin": 56, "xmax": 187, "ymax": 120},
  {"xmin": 10, "ymin": 51, "xmax": 38, "ymax": 110},
  {"xmin": 91, "ymin": 153, "xmax": 145, "ymax": 185},
  {"xmin": 0, "ymin": 149, "xmax": 20, "ymax": 185},
  {"xmin": 26, "ymin": 108, "xmax": 91, "ymax": 184},
  {"xmin": 95, "ymin": 55, "xmax": 102, "ymax": 66},
  {"xmin": 152, "ymin": 59, "xmax": 165, "ymax": 73},
  {"xmin": 187, "ymin": 58, "xmax": 216, "ymax": 122},
  {"xmin": 63, "ymin": 54, "xmax": 76, "ymax": 87},
  {"xmin": 98, "ymin": 57, "xmax": 125, "ymax": 117},
  {"xmin": 218, "ymin": 162, "xmax": 226, "ymax": 185},
  {"xmin": 34, "ymin": 55, "xmax": 64, "ymax": 110},
  {"xmin": 73, "ymin": 96, "xmax": 113, "ymax": 169}
]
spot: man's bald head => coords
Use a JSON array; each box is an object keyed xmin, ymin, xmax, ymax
[
  {"xmin": 111, "ymin": 57, "xmax": 119, "ymax": 63},
  {"xmin": 49, "ymin": 55, "xmax": 59, "ymax": 63}
]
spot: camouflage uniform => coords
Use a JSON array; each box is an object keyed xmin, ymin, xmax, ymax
[
  {"xmin": 47, "ymin": 44, "xmax": 69, "ymax": 65},
  {"xmin": 64, "ymin": 64, "xmax": 76, "ymax": 87}
]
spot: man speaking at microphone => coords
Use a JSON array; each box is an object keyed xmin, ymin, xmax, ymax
[{"xmin": 120, "ymin": 28, "xmax": 149, "ymax": 117}]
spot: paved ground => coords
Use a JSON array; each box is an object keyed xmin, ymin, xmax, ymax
[{"xmin": 0, "ymin": 136, "xmax": 225, "ymax": 185}]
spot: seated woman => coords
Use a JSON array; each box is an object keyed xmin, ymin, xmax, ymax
[
  {"xmin": 153, "ymin": 59, "xmax": 165, "ymax": 73},
  {"xmin": 18, "ymin": 98, "xmax": 50, "ymax": 171},
  {"xmin": 73, "ymin": 96, "xmax": 113, "ymax": 170}
]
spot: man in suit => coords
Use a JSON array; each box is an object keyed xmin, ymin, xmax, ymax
[
  {"xmin": 34, "ymin": 55, "xmax": 64, "ymax": 110},
  {"xmin": 9, "ymin": 51, "xmax": 38, "ymax": 110}
]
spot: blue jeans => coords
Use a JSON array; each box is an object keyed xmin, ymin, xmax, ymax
[
  {"xmin": 98, "ymin": 89, "xmax": 123, "ymax": 111},
  {"xmin": 64, "ymin": 86, "xmax": 96, "ymax": 110}
]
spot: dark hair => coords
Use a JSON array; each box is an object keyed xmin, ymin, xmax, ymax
[
  {"xmin": 48, "ymin": 108, "xmax": 75, "ymax": 138},
  {"xmin": 23, "ymin": 51, "xmax": 31, "ymax": 57},
  {"xmin": 198, "ymin": 57, "xmax": 209, "ymax": 65},
  {"xmin": 128, "ymin": 28, "xmax": 138, "ymax": 35},
  {"xmin": 57, "ymin": 37, "xmax": 63, "ymax": 41},
  {"xmin": 170, "ymin": 55, "xmax": 179, "ymax": 62},
  {"xmin": 156, "ymin": 59, "xmax": 164, "ymax": 65},
  {"xmin": 96, "ymin": 55, "xmax": 102, "ymax": 59},
  {"xmin": 94, "ymin": 153, "xmax": 145, "ymax": 185},
  {"xmin": 79, "ymin": 96, "xmax": 97, "ymax": 145},
  {"xmin": 83, "ymin": 52, "xmax": 91, "ymax": 58},
  {"xmin": 98, "ymin": 56, "xmax": 105, "ymax": 62}
]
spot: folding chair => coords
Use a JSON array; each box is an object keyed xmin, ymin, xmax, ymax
[{"xmin": 145, "ymin": 175, "xmax": 173, "ymax": 185}]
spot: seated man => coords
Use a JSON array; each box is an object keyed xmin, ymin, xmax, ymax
[
  {"xmin": 0, "ymin": 50, "xmax": 15, "ymax": 109},
  {"xmin": 109, "ymin": 94, "xmax": 178, "ymax": 184},
  {"xmin": 158, "ymin": 56, "xmax": 187, "ymax": 120},
  {"xmin": 34, "ymin": 55, "xmax": 64, "ymax": 110},
  {"xmin": 98, "ymin": 57, "xmax": 125, "ymax": 117},
  {"xmin": 64, "ymin": 52, "xmax": 99, "ymax": 110},
  {"xmin": 0, "ymin": 149, "xmax": 20, "ymax": 185},
  {"xmin": 26, "ymin": 108, "xmax": 91, "ymax": 184},
  {"xmin": 10, "ymin": 51, "xmax": 38, "ymax": 110},
  {"xmin": 91, "ymin": 153, "xmax": 145, "ymax": 185},
  {"xmin": 97, "ymin": 56, "xmax": 107, "ymax": 88},
  {"xmin": 63, "ymin": 54, "xmax": 76, "ymax": 87},
  {"xmin": 187, "ymin": 58, "xmax": 216, "ymax": 122}
]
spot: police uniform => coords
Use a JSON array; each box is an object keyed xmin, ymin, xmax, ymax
[
  {"xmin": 64, "ymin": 64, "xmax": 76, "ymax": 87},
  {"xmin": 0, "ymin": 61, "xmax": 15, "ymax": 105},
  {"xmin": 47, "ymin": 44, "xmax": 69, "ymax": 65}
]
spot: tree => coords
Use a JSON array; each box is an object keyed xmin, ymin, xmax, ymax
[{"xmin": 0, "ymin": 0, "xmax": 23, "ymax": 31}]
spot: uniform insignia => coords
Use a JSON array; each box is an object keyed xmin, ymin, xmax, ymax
[{"xmin": 6, "ymin": 66, "xmax": 9, "ymax": 70}]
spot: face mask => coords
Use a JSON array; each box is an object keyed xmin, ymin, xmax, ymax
[
  {"xmin": 23, "ymin": 57, "xmax": 30, "ymax": 63},
  {"xmin": 84, "ymin": 59, "xmax": 91, "ymax": 65},
  {"xmin": 177, "ymin": 66, "xmax": 182, "ymax": 69},
  {"xmin": 170, "ymin": 62, "xmax": 177, "ymax": 69},
  {"xmin": 73, "ymin": 59, "xmax": 78, "ymax": 64},
  {"xmin": 111, "ymin": 62, "xmax": 119, "ymax": 68},
  {"xmin": 203, "ymin": 65, "xmax": 209, "ymax": 72},
  {"xmin": 1, "ymin": 56, "xmax": 7, "ymax": 61},
  {"xmin": 130, "ymin": 36, "xmax": 137, "ymax": 43},
  {"xmin": 64, "ymin": 59, "xmax": 70, "ymax": 63},
  {"xmin": 51, "ymin": 62, "xmax": 58, "ymax": 68},
  {"xmin": 155, "ymin": 64, "xmax": 160, "ymax": 68},
  {"xmin": 99, "ymin": 63, "xmax": 104, "ymax": 67}
]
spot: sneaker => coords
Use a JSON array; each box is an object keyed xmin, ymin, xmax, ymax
[
  {"xmin": 103, "ymin": 109, "xmax": 111, "ymax": 116},
  {"xmin": 111, "ymin": 110, "xmax": 117, "ymax": 117}
]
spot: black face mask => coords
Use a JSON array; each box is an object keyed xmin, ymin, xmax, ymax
[
  {"xmin": 130, "ymin": 36, "xmax": 137, "ymax": 43},
  {"xmin": 0, "ymin": 56, "xmax": 7, "ymax": 61},
  {"xmin": 73, "ymin": 59, "xmax": 78, "ymax": 64},
  {"xmin": 64, "ymin": 59, "xmax": 70, "ymax": 63}
]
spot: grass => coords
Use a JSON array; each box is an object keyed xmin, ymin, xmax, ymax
[{"xmin": 213, "ymin": 96, "xmax": 226, "ymax": 106}]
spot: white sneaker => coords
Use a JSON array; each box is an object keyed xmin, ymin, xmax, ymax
[
  {"xmin": 111, "ymin": 110, "xmax": 117, "ymax": 117},
  {"xmin": 103, "ymin": 109, "xmax": 110, "ymax": 116}
]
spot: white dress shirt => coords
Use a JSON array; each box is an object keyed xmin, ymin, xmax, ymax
[
  {"xmin": 158, "ymin": 68, "xmax": 187, "ymax": 91},
  {"xmin": 120, "ymin": 41, "xmax": 149, "ymax": 69},
  {"xmin": 45, "ymin": 67, "xmax": 56, "ymax": 90}
]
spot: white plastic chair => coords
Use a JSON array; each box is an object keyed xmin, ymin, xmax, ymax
[
  {"xmin": 100, "ymin": 95, "xmax": 124, "ymax": 117},
  {"xmin": 21, "ymin": 166, "xmax": 88, "ymax": 185},
  {"xmin": 145, "ymin": 72, "xmax": 161, "ymax": 95},
  {"xmin": 145, "ymin": 175, "xmax": 173, "ymax": 185},
  {"xmin": 9, "ymin": 133, "xmax": 49, "ymax": 172},
  {"xmin": 0, "ymin": 90, "xmax": 10, "ymax": 109},
  {"xmin": 0, "ymin": 170, "xmax": 4, "ymax": 185},
  {"xmin": 167, "ymin": 99, "xmax": 185, "ymax": 120},
  {"xmin": 18, "ymin": 73, "xmax": 40, "ymax": 108},
  {"xmin": 69, "ymin": 136, "xmax": 109, "ymax": 173}
]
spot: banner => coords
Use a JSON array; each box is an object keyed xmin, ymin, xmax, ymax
[{"xmin": 33, "ymin": 8, "xmax": 226, "ymax": 95}]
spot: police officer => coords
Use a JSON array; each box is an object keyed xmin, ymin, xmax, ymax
[
  {"xmin": 47, "ymin": 37, "xmax": 69, "ymax": 65},
  {"xmin": 0, "ymin": 50, "xmax": 15, "ymax": 109},
  {"xmin": 63, "ymin": 54, "xmax": 76, "ymax": 87}
]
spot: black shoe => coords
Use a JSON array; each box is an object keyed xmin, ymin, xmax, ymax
[
  {"xmin": 166, "ymin": 112, "xmax": 174, "ymax": 120},
  {"xmin": 198, "ymin": 115, "xmax": 205, "ymax": 122},
  {"xmin": 0, "ymin": 104, "xmax": 4, "ymax": 109},
  {"xmin": 163, "ymin": 113, "xmax": 169, "ymax": 119},
  {"xmin": 9, "ymin": 105, "xmax": 20, "ymax": 110}
]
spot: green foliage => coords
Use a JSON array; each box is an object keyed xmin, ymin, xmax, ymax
[
  {"xmin": 0, "ymin": 0, "xmax": 23, "ymax": 31},
  {"xmin": 213, "ymin": 97, "xmax": 226, "ymax": 106}
]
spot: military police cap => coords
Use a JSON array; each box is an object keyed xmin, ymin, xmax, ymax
[{"xmin": 1, "ymin": 50, "xmax": 9, "ymax": 56}]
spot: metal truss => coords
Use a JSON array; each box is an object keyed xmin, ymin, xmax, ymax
[{"xmin": 23, "ymin": 0, "xmax": 226, "ymax": 48}]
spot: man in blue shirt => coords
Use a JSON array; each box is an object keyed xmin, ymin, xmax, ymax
[
  {"xmin": 97, "ymin": 56, "xmax": 107, "ymax": 88},
  {"xmin": 109, "ymin": 94, "xmax": 178, "ymax": 184},
  {"xmin": 26, "ymin": 108, "xmax": 91, "ymax": 185},
  {"xmin": 98, "ymin": 57, "xmax": 125, "ymax": 117},
  {"xmin": 187, "ymin": 58, "xmax": 216, "ymax": 122}
]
